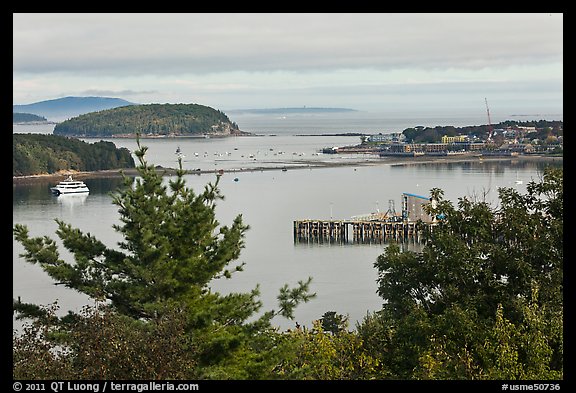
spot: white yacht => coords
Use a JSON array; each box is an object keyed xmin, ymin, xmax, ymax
[{"xmin": 50, "ymin": 175, "xmax": 89, "ymax": 195}]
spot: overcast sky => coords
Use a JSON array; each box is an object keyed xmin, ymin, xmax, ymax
[{"xmin": 13, "ymin": 13, "xmax": 563, "ymax": 116}]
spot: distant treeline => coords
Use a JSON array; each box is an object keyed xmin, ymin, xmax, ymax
[
  {"xmin": 13, "ymin": 112, "xmax": 47, "ymax": 123},
  {"xmin": 13, "ymin": 133, "xmax": 135, "ymax": 176},
  {"xmin": 53, "ymin": 103, "xmax": 241, "ymax": 137},
  {"xmin": 402, "ymin": 120, "xmax": 563, "ymax": 143}
]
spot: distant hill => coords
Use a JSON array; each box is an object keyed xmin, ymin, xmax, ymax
[
  {"xmin": 227, "ymin": 107, "xmax": 358, "ymax": 114},
  {"xmin": 53, "ymin": 103, "xmax": 249, "ymax": 138},
  {"xmin": 13, "ymin": 112, "xmax": 48, "ymax": 123},
  {"xmin": 13, "ymin": 96, "xmax": 135, "ymax": 122}
]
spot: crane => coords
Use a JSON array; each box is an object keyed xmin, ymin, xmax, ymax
[{"xmin": 485, "ymin": 98, "xmax": 494, "ymax": 142}]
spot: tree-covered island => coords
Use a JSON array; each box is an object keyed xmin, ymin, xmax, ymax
[
  {"xmin": 53, "ymin": 103, "xmax": 251, "ymax": 138},
  {"xmin": 13, "ymin": 112, "xmax": 48, "ymax": 123}
]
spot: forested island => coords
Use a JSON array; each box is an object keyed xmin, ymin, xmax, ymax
[
  {"xmin": 13, "ymin": 133, "xmax": 135, "ymax": 176},
  {"xmin": 53, "ymin": 103, "xmax": 250, "ymax": 138},
  {"xmin": 13, "ymin": 112, "xmax": 48, "ymax": 123}
]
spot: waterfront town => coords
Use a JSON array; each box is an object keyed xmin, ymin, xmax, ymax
[{"xmin": 324, "ymin": 120, "xmax": 563, "ymax": 158}]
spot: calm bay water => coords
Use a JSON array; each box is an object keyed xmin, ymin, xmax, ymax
[{"xmin": 13, "ymin": 114, "xmax": 562, "ymax": 330}]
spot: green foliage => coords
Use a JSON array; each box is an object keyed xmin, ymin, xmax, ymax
[
  {"xmin": 13, "ymin": 302, "xmax": 199, "ymax": 379},
  {"xmin": 274, "ymin": 320, "xmax": 386, "ymax": 379},
  {"xmin": 13, "ymin": 112, "xmax": 47, "ymax": 122},
  {"xmin": 276, "ymin": 277, "xmax": 316, "ymax": 320},
  {"xmin": 319, "ymin": 311, "xmax": 349, "ymax": 334},
  {"xmin": 401, "ymin": 120, "xmax": 562, "ymax": 143},
  {"xmin": 13, "ymin": 303, "xmax": 74, "ymax": 379},
  {"xmin": 418, "ymin": 288, "xmax": 563, "ymax": 380},
  {"xmin": 53, "ymin": 103, "xmax": 242, "ymax": 137},
  {"xmin": 13, "ymin": 133, "xmax": 135, "ymax": 176},
  {"xmin": 480, "ymin": 292, "xmax": 562, "ymax": 380},
  {"xmin": 360, "ymin": 167, "xmax": 563, "ymax": 379},
  {"xmin": 13, "ymin": 137, "xmax": 315, "ymax": 379}
]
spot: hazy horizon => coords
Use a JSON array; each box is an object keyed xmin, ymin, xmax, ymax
[
  {"xmin": 14, "ymin": 13, "xmax": 562, "ymax": 116},
  {"xmin": 13, "ymin": 95, "xmax": 563, "ymax": 123}
]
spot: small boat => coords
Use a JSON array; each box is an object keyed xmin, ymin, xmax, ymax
[
  {"xmin": 50, "ymin": 175, "xmax": 89, "ymax": 195},
  {"xmin": 175, "ymin": 146, "xmax": 185, "ymax": 159}
]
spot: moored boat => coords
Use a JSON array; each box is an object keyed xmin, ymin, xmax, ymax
[{"xmin": 50, "ymin": 175, "xmax": 89, "ymax": 195}]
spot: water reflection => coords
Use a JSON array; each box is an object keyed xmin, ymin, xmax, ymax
[
  {"xmin": 56, "ymin": 193, "xmax": 88, "ymax": 208},
  {"xmin": 83, "ymin": 177, "xmax": 135, "ymax": 195},
  {"xmin": 293, "ymin": 237, "xmax": 424, "ymax": 253},
  {"xmin": 390, "ymin": 158, "xmax": 562, "ymax": 176}
]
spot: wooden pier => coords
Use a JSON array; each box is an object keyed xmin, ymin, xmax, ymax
[{"xmin": 293, "ymin": 219, "xmax": 423, "ymax": 244}]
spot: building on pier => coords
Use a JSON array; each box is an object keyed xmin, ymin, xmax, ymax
[
  {"xmin": 294, "ymin": 192, "xmax": 435, "ymax": 244},
  {"xmin": 401, "ymin": 192, "xmax": 433, "ymax": 222}
]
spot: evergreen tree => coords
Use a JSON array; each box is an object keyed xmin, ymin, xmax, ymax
[{"xmin": 13, "ymin": 137, "xmax": 315, "ymax": 378}]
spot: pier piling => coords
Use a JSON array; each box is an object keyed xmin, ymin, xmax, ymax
[{"xmin": 293, "ymin": 219, "xmax": 422, "ymax": 244}]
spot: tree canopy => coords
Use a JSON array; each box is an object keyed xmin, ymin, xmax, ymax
[
  {"xmin": 359, "ymin": 167, "xmax": 563, "ymax": 379},
  {"xmin": 13, "ymin": 142, "xmax": 562, "ymax": 379},
  {"xmin": 13, "ymin": 112, "xmax": 47, "ymax": 123},
  {"xmin": 13, "ymin": 133, "xmax": 135, "ymax": 176},
  {"xmin": 401, "ymin": 120, "xmax": 563, "ymax": 143},
  {"xmin": 13, "ymin": 137, "xmax": 314, "ymax": 379},
  {"xmin": 53, "ymin": 103, "xmax": 244, "ymax": 137}
]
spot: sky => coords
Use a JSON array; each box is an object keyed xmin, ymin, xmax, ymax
[{"xmin": 13, "ymin": 13, "xmax": 563, "ymax": 116}]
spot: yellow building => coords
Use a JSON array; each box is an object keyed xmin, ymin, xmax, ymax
[{"xmin": 441, "ymin": 135, "xmax": 468, "ymax": 143}]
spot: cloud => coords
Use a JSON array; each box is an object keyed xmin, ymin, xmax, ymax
[
  {"xmin": 13, "ymin": 13, "xmax": 563, "ymax": 76},
  {"xmin": 12, "ymin": 13, "xmax": 563, "ymax": 113},
  {"xmin": 79, "ymin": 89, "xmax": 158, "ymax": 97}
]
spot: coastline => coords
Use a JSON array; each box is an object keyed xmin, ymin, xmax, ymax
[{"xmin": 12, "ymin": 154, "xmax": 562, "ymax": 186}]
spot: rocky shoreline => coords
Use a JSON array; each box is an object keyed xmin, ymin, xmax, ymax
[{"xmin": 12, "ymin": 154, "xmax": 562, "ymax": 185}]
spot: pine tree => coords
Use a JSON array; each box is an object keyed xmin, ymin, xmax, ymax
[{"xmin": 13, "ymin": 137, "xmax": 315, "ymax": 377}]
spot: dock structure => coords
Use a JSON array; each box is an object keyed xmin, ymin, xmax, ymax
[
  {"xmin": 293, "ymin": 219, "xmax": 423, "ymax": 244},
  {"xmin": 294, "ymin": 192, "xmax": 434, "ymax": 244}
]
